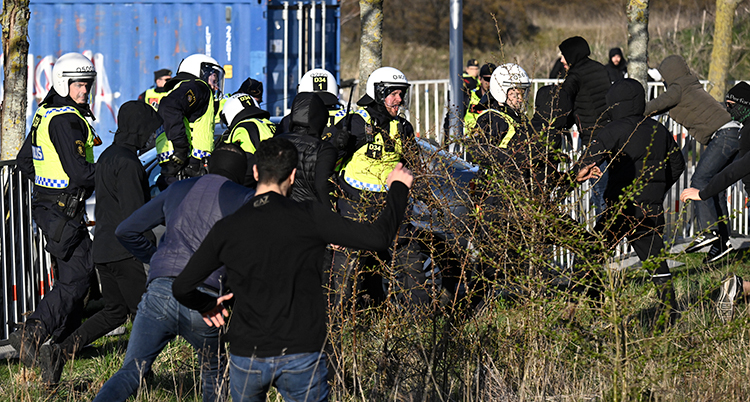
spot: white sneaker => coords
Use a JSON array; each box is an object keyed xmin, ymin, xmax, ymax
[{"xmin": 717, "ymin": 275, "xmax": 742, "ymax": 323}]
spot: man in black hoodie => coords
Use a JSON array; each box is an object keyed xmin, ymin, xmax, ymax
[
  {"xmin": 14, "ymin": 53, "xmax": 98, "ymax": 369},
  {"xmin": 276, "ymin": 93, "xmax": 338, "ymax": 207},
  {"xmin": 583, "ymin": 78, "xmax": 685, "ymax": 327},
  {"xmin": 38, "ymin": 101, "xmax": 163, "ymax": 384},
  {"xmin": 559, "ymin": 36, "xmax": 611, "ymax": 145},
  {"xmin": 559, "ymin": 36, "xmax": 612, "ymax": 216},
  {"xmin": 605, "ymin": 47, "xmax": 627, "ymax": 84}
]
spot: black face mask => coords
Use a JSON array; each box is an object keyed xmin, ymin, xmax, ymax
[{"xmin": 729, "ymin": 103, "xmax": 750, "ymax": 125}]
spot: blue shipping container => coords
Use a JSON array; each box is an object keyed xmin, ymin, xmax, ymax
[{"xmin": 7, "ymin": 0, "xmax": 340, "ymax": 157}]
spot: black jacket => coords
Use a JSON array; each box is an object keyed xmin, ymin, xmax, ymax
[
  {"xmin": 605, "ymin": 48, "xmax": 628, "ymax": 83},
  {"xmin": 172, "ymin": 183, "xmax": 409, "ymax": 358},
  {"xmin": 93, "ymin": 102, "xmax": 161, "ymax": 263},
  {"xmin": 276, "ymin": 93, "xmax": 338, "ymax": 206},
  {"xmin": 470, "ymin": 95, "xmax": 528, "ymax": 169},
  {"xmin": 700, "ymin": 122, "xmax": 750, "ymax": 200},
  {"xmin": 559, "ymin": 37, "xmax": 611, "ymax": 146},
  {"xmin": 17, "ymin": 89, "xmax": 97, "ymax": 199},
  {"xmin": 584, "ymin": 78, "xmax": 685, "ymax": 207}
]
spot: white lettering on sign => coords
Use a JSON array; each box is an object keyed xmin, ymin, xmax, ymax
[
  {"xmin": 225, "ymin": 25, "xmax": 232, "ymax": 62},
  {"xmin": 205, "ymin": 26, "xmax": 212, "ymax": 57}
]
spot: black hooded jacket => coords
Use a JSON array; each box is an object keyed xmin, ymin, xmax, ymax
[
  {"xmin": 277, "ymin": 93, "xmax": 338, "ymax": 206},
  {"xmin": 559, "ymin": 36, "xmax": 611, "ymax": 146},
  {"xmin": 93, "ymin": 101, "xmax": 162, "ymax": 263},
  {"xmin": 17, "ymin": 88, "xmax": 97, "ymax": 198},
  {"xmin": 583, "ymin": 78, "xmax": 685, "ymax": 207},
  {"xmin": 605, "ymin": 48, "xmax": 628, "ymax": 83}
]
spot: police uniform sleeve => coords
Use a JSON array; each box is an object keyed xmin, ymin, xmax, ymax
[
  {"xmin": 17, "ymin": 134, "xmax": 36, "ymax": 181},
  {"xmin": 49, "ymin": 113, "xmax": 95, "ymax": 192}
]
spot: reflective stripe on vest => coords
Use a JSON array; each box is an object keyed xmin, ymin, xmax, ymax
[
  {"xmin": 156, "ymin": 80, "xmax": 216, "ymax": 163},
  {"xmin": 225, "ymin": 118, "xmax": 276, "ymax": 154},
  {"xmin": 31, "ymin": 106, "xmax": 95, "ymax": 189},
  {"xmin": 144, "ymin": 88, "xmax": 170, "ymax": 111},
  {"xmin": 478, "ymin": 108, "xmax": 517, "ymax": 149},
  {"xmin": 341, "ymin": 109, "xmax": 404, "ymax": 192}
]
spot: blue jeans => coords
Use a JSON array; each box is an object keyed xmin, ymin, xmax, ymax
[
  {"xmin": 229, "ymin": 352, "xmax": 329, "ymax": 402},
  {"xmin": 590, "ymin": 160, "xmax": 609, "ymax": 217},
  {"xmin": 93, "ymin": 277, "xmax": 227, "ymax": 402},
  {"xmin": 690, "ymin": 126, "xmax": 740, "ymax": 238}
]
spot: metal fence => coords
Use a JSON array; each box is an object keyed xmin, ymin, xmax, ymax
[{"xmin": 0, "ymin": 161, "xmax": 53, "ymax": 340}]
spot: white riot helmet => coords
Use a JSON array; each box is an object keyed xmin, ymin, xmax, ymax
[
  {"xmin": 299, "ymin": 69, "xmax": 339, "ymax": 106},
  {"xmin": 220, "ymin": 93, "xmax": 258, "ymax": 127},
  {"xmin": 52, "ymin": 53, "xmax": 96, "ymax": 98},
  {"xmin": 489, "ymin": 63, "xmax": 531, "ymax": 104},
  {"xmin": 177, "ymin": 54, "xmax": 225, "ymax": 99},
  {"xmin": 366, "ymin": 67, "xmax": 410, "ymax": 107}
]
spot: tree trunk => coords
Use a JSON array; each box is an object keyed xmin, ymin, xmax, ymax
[
  {"xmin": 1, "ymin": 0, "xmax": 30, "ymax": 161},
  {"xmin": 626, "ymin": 0, "xmax": 649, "ymax": 94},
  {"xmin": 707, "ymin": 0, "xmax": 743, "ymax": 101},
  {"xmin": 358, "ymin": 0, "xmax": 383, "ymax": 99}
]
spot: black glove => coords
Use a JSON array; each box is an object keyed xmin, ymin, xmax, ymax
[
  {"xmin": 183, "ymin": 157, "xmax": 203, "ymax": 178},
  {"xmin": 171, "ymin": 148, "xmax": 189, "ymax": 167}
]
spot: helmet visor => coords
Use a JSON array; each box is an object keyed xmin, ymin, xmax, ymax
[
  {"xmin": 200, "ymin": 62, "xmax": 225, "ymax": 100},
  {"xmin": 375, "ymin": 83, "xmax": 411, "ymax": 110}
]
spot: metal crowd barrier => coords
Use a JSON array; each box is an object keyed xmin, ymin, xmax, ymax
[
  {"xmin": 408, "ymin": 78, "xmax": 749, "ymax": 263},
  {"xmin": 1, "ymin": 161, "xmax": 53, "ymax": 341}
]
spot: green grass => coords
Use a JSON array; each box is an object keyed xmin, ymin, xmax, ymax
[{"xmin": 2, "ymin": 248, "xmax": 750, "ymax": 400}]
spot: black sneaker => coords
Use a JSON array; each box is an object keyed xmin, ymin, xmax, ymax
[
  {"xmin": 39, "ymin": 343, "xmax": 68, "ymax": 385},
  {"xmin": 8, "ymin": 322, "xmax": 44, "ymax": 368},
  {"xmin": 685, "ymin": 233, "xmax": 720, "ymax": 253},
  {"xmin": 705, "ymin": 240, "xmax": 734, "ymax": 264},
  {"xmin": 717, "ymin": 275, "xmax": 743, "ymax": 323}
]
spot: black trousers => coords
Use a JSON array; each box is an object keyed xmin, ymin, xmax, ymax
[
  {"xmin": 60, "ymin": 257, "xmax": 147, "ymax": 353},
  {"xmin": 595, "ymin": 202, "xmax": 672, "ymax": 286},
  {"xmin": 29, "ymin": 225, "xmax": 94, "ymax": 342}
]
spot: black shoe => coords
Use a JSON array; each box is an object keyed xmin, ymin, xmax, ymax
[
  {"xmin": 8, "ymin": 321, "xmax": 45, "ymax": 368},
  {"xmin": 39, "ymin": 343, "xmax": 68, "ymax": 385},
  {"xmin": 717, "ymin": 274, "xmax": 743, "ymax": 323},
  {"xmin": 685, "ymin": 233, "xmax": 720, "ymax": 253},
  {"xmin": 705, "ymin": 240, "xmax": 734, "ymax": 264}
]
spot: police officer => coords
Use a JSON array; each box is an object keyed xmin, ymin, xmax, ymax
[
  {"xmin": 470, "ymin": 63, "xmax": 531, "ymax": 168},
  {"xmin": 220, "ymin": 93, "xmax": 276, "ymax": 186},
  {"xmin": 464, "ymin": 63, "xmax": 496, "ymax": 133},
  {"xmin": 138, "ymin": 68, "xmax": 172, "ymax": 111},
  {"xmin": 331, "ymin": 66, "xmax": 415, "ymax": 305},
  {"xmin": 156, "ymin": 53, "xmax": 225, "ymax": 189},
  {"xmin": 462, "ymin": 58, "xmax": 481, "ymax": 94},
  {"xmin": 14, "ymin": 52, "xmax": 99, "ymax": 368}
]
